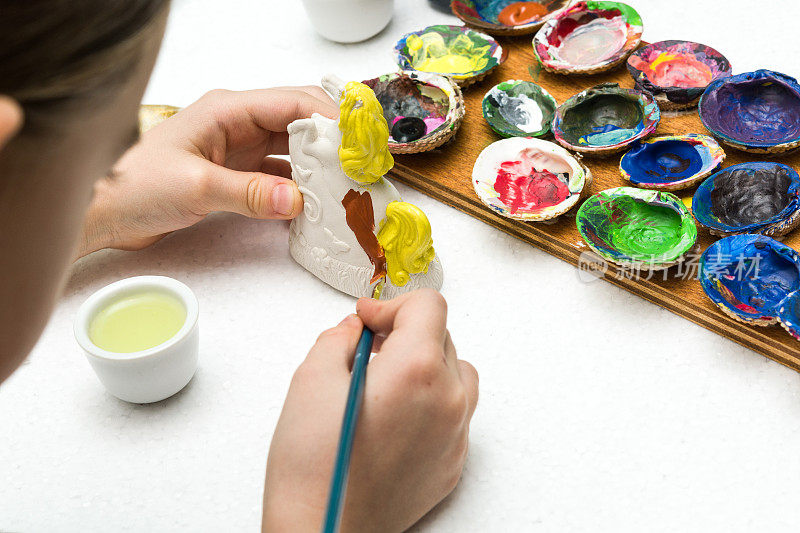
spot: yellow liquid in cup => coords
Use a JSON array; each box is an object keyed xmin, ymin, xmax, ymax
[{"xmin": 89, "ymin": 291, "xmax": 187, "ymax": 353}]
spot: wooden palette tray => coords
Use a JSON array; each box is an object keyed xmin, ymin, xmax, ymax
[{"xmin": 388, "ymin": 37, "xmax": 800, "ymax": 372}]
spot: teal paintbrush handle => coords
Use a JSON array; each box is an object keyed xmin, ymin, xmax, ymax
[{"xmin": 321, "ymin": 326, "xmax": 374, "ymax": 533}]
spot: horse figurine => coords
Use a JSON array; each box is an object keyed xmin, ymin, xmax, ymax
[{"xmin": 286, "ymin": 74, "xmax": 444, "ymax": 298}]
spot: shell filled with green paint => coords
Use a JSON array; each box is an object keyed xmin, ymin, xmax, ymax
[
  {"xmin": 482, "ymin": 80, "xmax": 557, "ymax": 138},
  {"xmin": 552, "ymin": 83, "xmax": 660, "ymax": 156},
  {"xmin": 576, "ymin": 186, "xmax": 697, "ymax": 270}
]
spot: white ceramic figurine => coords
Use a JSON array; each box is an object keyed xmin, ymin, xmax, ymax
[{"xmin": 286, "ymin": 74, "xmax": 444, "ymax": 298}]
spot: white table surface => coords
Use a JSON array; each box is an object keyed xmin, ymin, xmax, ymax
[{"xmin": 3, "ymin": 1, "xmax": 800, "ymax": 531}]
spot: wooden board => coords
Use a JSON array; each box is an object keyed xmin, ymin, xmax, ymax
[{"xmin": 387, "ymin": 36, "xmax": 800, "ymax": 372}]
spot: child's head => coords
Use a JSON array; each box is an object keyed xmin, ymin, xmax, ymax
[{"xmin": 0, "ymin": 0, "xmax": 170, "ymax": 383}]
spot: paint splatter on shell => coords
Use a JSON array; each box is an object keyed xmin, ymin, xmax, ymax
[
  {"xmin": 692, "ymin": 162, "xmax": 800, "ymax": 238},
  {"xmin": 627, "ymin": 40, "xmax": 731, "ymax": 111},
  {"xmin": 394, "ymin": 24, "xmax": 506, "ymax": 87},
  {"xmin": 576, "ymin": 186, "xmax": 697, "ymax": 270},
  {"xmin": 451, "ymin": 0, "xmax": 568, "ymax": 36},
  {"xmin": 620, "ymin": 134, "xmax": 725, "ymax": 191},
  {"xmin": 700, "ymin": 234, "xmax": 800, "ymax": 327},
  {"xmin": 532, "ymin": 1, "xmax": 642, "ymax": 75},
  {"xmin": 777, "ymin": 290, "xmax": 800, "ymax": 340},
  {"xmin": 699, "ymin": 70, "xmax": 800, "ymax": 155},
  {"xmin": 472, "ymin": 137, "xmax": 591, "ymax": 221},
  {"xmin": 482, "ymin": 80, "xmax": 557, "ymax": 138},
  {"xmin": 552, "ymin": 83, "xmax": 660, "ymax": 156},
  {"xmin": 363, "ymin": 71, "xmax": 465, "ymax": 154}
]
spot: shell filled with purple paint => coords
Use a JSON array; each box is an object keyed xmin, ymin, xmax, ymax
[
  {"xmin": 363, "ymin": 71, "xmax": 464, "ymax": 154},
  {"xmin": 699, "ymin": 70, "xmax": 800, "ymax": 155},
  {"xmin": 532, "ymin": 1, "xmax": 643, "ymax": 75},
  {"xmin": 627, "ymin": 40, "xmax": 731, "ymax": 110}
]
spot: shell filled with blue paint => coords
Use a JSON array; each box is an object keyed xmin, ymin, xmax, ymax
[
  {"xmin": 552, "ymin": 83, "xmax": 660, "ymax": 156},
  {"xmin": 692, "ymin": 162, "xmax": 800, "ymax": 237},
  {"xmin": 699, "ymin": 70, "xmax": 800, "ymax": 155},
  {"xmin": 620, "ymin": 134, "xmax": 725, "ymax": 191},
  {"xmin": 700, "ymin": 234, "xmax": 800, "ymax": 327}
]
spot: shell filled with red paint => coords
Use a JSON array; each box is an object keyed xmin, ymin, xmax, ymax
[
  {"xmin": 451, "ymin": 0, "xmax": 568, "ymax": 36},
  {"xmin": 532, "ymin": 1, "xmax": 643, "ymax": 75},
  {"xmin": 627, "ymin": 40, "xmax": 731, "ymax": 110},
  {"xmin": 471, "ymin": 137, "xmax": 591, "ymax": 221}
]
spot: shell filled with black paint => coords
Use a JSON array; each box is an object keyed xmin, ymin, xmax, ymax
[
  {"xmin": 552, "ymin": 83, "xmax": 660, "ymax": 156},
  {"xmin": 362, "ymin": 70, "xmax": 464, "ymax": 154},
  {"xmin": 692, "ymin": 162, "xmax": 800, "ymax": 237},
  {"xmin": 699, "ymin": 70, "xmax": 800, "ymax": 154},
  {"xmin": 482, "ymin": 80, "xmax": 557, "ymax": 138}
]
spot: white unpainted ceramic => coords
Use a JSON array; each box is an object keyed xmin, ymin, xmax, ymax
[
  {"xmin": 287, "ymin": 74, "xmax": 444, "ymax": 298},
  {"xmin": 74, "ymin": 276, "xmax": 200, "ymax": 404},
  {"xmin": 301, "ymin": 0, "xmax": 394, "ymax": 43}
]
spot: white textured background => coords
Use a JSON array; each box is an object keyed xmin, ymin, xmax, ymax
[{"xmin": 3, "ymin": 1, "xmax": 800, "ymax": 531}]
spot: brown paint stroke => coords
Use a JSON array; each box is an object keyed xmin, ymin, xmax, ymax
[{"xmin": 342, "ymin": 190, "xmax": 387, "ymax": 283}]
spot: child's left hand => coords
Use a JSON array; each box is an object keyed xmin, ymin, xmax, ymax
[{"xmin": 77, "ymin": 86, "xmax": 338, "ymax": 257}]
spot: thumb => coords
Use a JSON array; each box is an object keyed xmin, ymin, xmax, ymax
[
  {"xmin": 303, "ymin": 314, "xmax": 365, "ymax": 374},
  {"xmin": 200, "ymin": 160, "xmax": 304, "ymax": 219}
]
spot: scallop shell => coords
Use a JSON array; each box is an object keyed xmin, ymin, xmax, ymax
[
  {"xmin": 700, "ymin": 234, "xmax": 800, "ymax": 327},
  {"xmin": 699, "ymin": 70, "xmax": 800, "ymax": 155},
  {"xmin": 482, "ymin": 80, "xmax": 557, "ymax": 138},
  {"xmin": 394, "ymin": 24, "xmax": 506, "ymax": 87},
  {"xmin": 363, "ymin": 71, "xmax": 464, "ymax": 154},
  {"xmin": 472, "ymin": 137, "xmax": 591, "ymax": 221},
  {"xmin": 450, "ymin": 0, "xmax": 569, "ymax": 36},
  {"xmin": 532, "ymin": 1, "xmax": 642, "ymax": 75},
  {"xmin": 620, "ymin": 134, "xmax": 725, "ymax": 191},
  {"xmin": 552, "ymin": 83, "xmax": 660, "ymax": 156},
  {"xmin": 139, "ymin": 104, "xmax": 180, "ymax": 133},
  {"xmin": 691, "ymin": 162, "xmax": 800, "ymax": 238},
  {"xmin": 575, "ymin": 186, "xmax": 697, "ymax": 271},
  {"xmin": 627, "ymin": 40, "xmax": 731, "ymax": 111}
]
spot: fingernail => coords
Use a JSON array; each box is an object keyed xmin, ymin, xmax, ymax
[{"xmin": 271, "ymin": 184, "xmax": 295, "ymax": 216}]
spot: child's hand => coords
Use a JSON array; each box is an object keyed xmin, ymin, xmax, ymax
[
  {"xmin": 77, "ymin": 86, "xmax": 337, "ymax": 257},
  {"xmin": 262, "ymin": 289, "xmax": 478, "ymax": 532}
]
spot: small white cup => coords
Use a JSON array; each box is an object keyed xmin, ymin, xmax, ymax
[
  {"xmin": 74, "ymin": 276, "xmax": 199, "ymax": 404},
  {"xmin": 301, "ymin": 0, "xmax": 394, "ymax": 43}
]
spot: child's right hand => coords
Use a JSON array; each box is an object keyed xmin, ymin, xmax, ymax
[{"xmin": 262, "ymin": 289, "xmax": 478, "ymax": 532}]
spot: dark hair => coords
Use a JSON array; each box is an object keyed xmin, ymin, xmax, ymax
[{"xmin": 0, "ymin": 0, "xmax": 168, "ymax": 121}]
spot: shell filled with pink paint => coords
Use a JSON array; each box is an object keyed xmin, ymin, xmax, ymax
[
  {"xmin": 627, "ymin": 40, "xmax": 731, "ymax": 110},
  {"xmin": 532, "ymin": 1, "xmax": 643, "ymax": 75},
  {"xmin": 471, "ymin": 137, "xmax": 591, "ymax": 221},
  {"xmin": 363, "ymin": 71, "xmax": 465, "ymax": 154}
]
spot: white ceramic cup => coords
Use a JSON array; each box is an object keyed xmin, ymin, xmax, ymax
[
  {"xmin": 301, "ymin": 0, "xmax": 394, "ymax": 43},
  {"xmin": 74, "ymin": 276, "xmax": 199, "ymax": 404}
]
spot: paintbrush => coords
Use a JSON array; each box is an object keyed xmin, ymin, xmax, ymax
[{"xmin": 321, "ymin": 279, "xmax": 384, "ymax": 533}]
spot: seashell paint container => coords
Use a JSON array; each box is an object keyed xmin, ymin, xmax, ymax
[
  {"xmin": 532, "ymin": 1, "xmax": 642, "ymax": 75},
  {"xmin": 620, "ymin": 134, "xmax": 725, "ymax": 191},
  {"xmin": 451, "ymin": 0, "xmax": 569, "ymax": 36},
  {"xmin": 552, "ymin": 83, "xmax": 660, "ymax": 156},
  {"xmin": 576, "ymin": 186, "xmax": 697, "ymax": 271},
  {"xmin": 699, "ymin": 70, "xmax": 800, "ymax": 155},
  {"xmin": 394, "ymin": 24, "xmax": 506, "ymax": 87},
  {"xmin": 692, "ymin": 162, "xmax": 800, "ymax": 238},
  {"xmin": 363, "ymin": 70, "xmax": 464, "ymax": 153},
  {"xmin": 482, "ymin": 80, "xmax": 557, "ymax": 138},
  {"xmin": 472, "ymin": 137, "xmax": 591, "ymax": 221}
]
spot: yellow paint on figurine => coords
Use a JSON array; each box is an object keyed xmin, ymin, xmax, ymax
[
  {"xmin": 338, "ymin": 81, "xmax": 394, "ymax": 184},
  {"xmin": 376, "ymin": 201, "xmax": 436, "ymax": 286}
]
